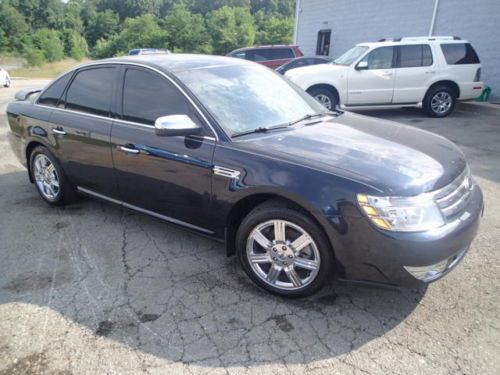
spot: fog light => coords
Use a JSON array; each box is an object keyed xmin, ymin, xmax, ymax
[{"xmin": 404, "ymin": 259, "xmax": 449, "ymax": 282}]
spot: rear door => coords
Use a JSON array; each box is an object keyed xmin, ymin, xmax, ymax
[
  {"xmin": 111, "ymin": 66, "xmax": 216, "ymax": 231},
  {"xmin": 392, "ymin": 44, "xmax": 435, "ymax": 103},
  {"xmin": 50, "ymin": 65, "xmax": 118, "ymax": 197},
  {"xmin": 347, "ymin": 46, "xmax": 396, "ymax": 104}
]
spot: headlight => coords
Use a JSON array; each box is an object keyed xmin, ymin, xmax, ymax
[{"xmin": 357, "ymin": 193, "xmax": 445, "ymax": 232}]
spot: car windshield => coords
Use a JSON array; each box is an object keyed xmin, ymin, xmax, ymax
[
  {"xmin": 334, "ymin": 46, "xmax": 369, "ymax": 65},
  {"xmin": 177, "ymin": 64, "xmax": 326, "ymax": 135}
]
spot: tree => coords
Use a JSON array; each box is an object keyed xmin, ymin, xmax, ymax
[
  {"xmin": 207, "ymin": 6, "xmax": 255, "ymax": 55},
  {"xmin": 93, "ymin": 14, "xmax": 168, "ymax": 57},
  {"xmin": 61, "ymin": 29, "xmax": 89, "ymax": 60},
  {"xmin": 30, "ymin": 28, "xmax": 65, "ymax": 62},
  {"xmin": 163, "ymin": 5, "xmax": 212, "ymax": 53},
  {"xmin": 0, "ymin": 3, "xmax": 30, "ymax": 50},
  {"xmin": 85, "ymin": 9, "xmax": 120, "ymax": 47},
  {"xmin": 255, "ymin": 15, "xmax": 293, "ymax": 45}
]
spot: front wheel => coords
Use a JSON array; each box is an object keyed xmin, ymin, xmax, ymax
[
  {"xmin": 423, "ymin": 86, "xmax": 456, "ymax": 117},
  {"xmin": 308, "ymin": 87, "xmax": 339, "ymax": 111},
  {"xmin": 4, "ymin": 77, "xmax": 11, "ymax": 88},
  {"xmin": 236, "ymin": 201, "xmax": 335, "ymax": 298}
]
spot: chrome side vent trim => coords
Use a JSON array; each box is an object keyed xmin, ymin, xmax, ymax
[{"xmin": 213, "ymin": 166, "xmax": 240, "ymax": 179}]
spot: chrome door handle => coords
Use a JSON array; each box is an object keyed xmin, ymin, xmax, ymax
[
  {"xmin": 425, "ymin": 70, "xmax": 436, "ymax": 74},
  {"xmin": 120, "ymin": 145, "xmax": 139, "ymax": 154},
  {"xmin": 52, "ymin": 128, "xmax": 66, "ymax": 135}
]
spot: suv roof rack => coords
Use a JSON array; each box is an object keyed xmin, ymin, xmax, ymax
[{"xmin": 377, "ymin": 36, "xmax": 462, "ymax": 43}]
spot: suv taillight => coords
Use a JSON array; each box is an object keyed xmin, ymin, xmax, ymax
[{"xmin": 474, "ymin": 68, "xmax": 481, "ymax": 82}]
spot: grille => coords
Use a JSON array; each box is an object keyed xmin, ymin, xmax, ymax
[{"xmin": 434, "ymin": 168, "xmax": 474, "ymax": 220}]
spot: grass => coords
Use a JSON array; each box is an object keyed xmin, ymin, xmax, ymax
[{"xmin": 9, "ymin": 59, "xmax": 91, "ymax": 79}]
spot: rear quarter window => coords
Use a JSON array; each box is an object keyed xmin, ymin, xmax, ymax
[
  {"xmin": 37, "ymin": 72, "xmax": 72, "ymax": 107},
  {"xmin": 266, "ymin": 48, "xmax": 295, "ymax": 60},
  {"xmin": 441, "ymin": 43, "xmax": 480, "ymax": 65}
]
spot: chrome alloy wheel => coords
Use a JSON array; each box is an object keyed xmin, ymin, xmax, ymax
[
  {"xmin": 246, "ymin": 220, "xmax": 321, "ymax": 291},
  {"xmin": 315, "ymin": 94, "xmax": 332, "ymax": 110},
  {"xmin": 33, "ymin": 154, "xmax": 60, "ymax": 201},
  {"xmin": 431, "ymin": 91, "xmax": 452, "ymax": 114}
]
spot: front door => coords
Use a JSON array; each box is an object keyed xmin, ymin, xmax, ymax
[
  {"xmin": 50, "ymin": 65, "xmax": 119, "ymax": 197},
  {"xmin": 111, "ymin": 66, "xmax": 216, "ymax": 231},
  {"xmin": 347, "ymin": 46, "xmax": 395, "ymax": 105}
]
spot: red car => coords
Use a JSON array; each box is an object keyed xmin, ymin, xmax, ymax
[{"xmin": 227, "ymin": 45, "xmax": 304, "ymax": 69}]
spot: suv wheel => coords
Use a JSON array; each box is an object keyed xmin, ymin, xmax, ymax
[
  {"xmin": 236, "ymin": 201, "xmax": 334, "ymax": 298},
  {"xmin": 424, "ymin": 86, "xmax": 456, "ymax": 117},
  {"xmin": 3, "ymin": 77, "xmax": 10, "ymax": 88},
  {"xmin": 29, "ymin": 146, "xmax": 76, "ymax": 206},
  {"xmin": 308, "ymin": 87, "xmax": 338, "ymax": 110}
]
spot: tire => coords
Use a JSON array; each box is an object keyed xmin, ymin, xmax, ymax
[
  {"xmin": 308, "ymin": 87, "xmax": 339, "ymax": 111},
  {"xmin": 236, "ymin": 200, "xmax": 335, "ymax": 298},
  {"xmin": 4, "ymin": 78, "xmax": 11, "ymax": 88},
  {"xmin": 423, "ymin": 86, "xmax": 456, "ymax": 117},
  {"xmin": 29, "ymin": 146, "xmax": 77, "ymax": 206}
]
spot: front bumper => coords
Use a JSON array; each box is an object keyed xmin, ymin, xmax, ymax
[{"xmin": 333, "ymin": 184, "xmax": 483, "ymax": 287}]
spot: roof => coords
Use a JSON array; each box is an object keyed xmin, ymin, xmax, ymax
[
  {"xmin": 95, "ymin": 54, "xmax": 253, "ymax": 74},
  {"xmin": 229, "ymin": 45, "xmax": 299, "ymax": 53},
  {"xmin": 357, "ymin": 36, "xmax": 469, "ymax": 47}
]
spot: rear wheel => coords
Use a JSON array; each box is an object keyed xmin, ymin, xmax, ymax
[
  {"xmin": 308, "ymin": 87, "xmax": 339, "ymax": 110},
  {"xmin": 236, "ymin": 201, "xmax": 334, "ymax": 298},
  {"xmin": 423, "ymin": 86, "xmax": 456, "ymax": 117},
  {"xmin": 29, "ymin": 146, "xmax": 76, "ymax": 206},
  {"xmin": 4, "ymin": 77, "xmax": 10, "ymax": 88}
]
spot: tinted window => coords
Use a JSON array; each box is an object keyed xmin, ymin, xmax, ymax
[
  {"xmin": 65, "ymin": 67, "xmax": 115, "ymax": 116},
  {"xmin": 361, "ymin": 47, "xmax": 394, "ymax": 69},
  {"xmin": 231, "ymin": 51, "xmax": 246, "ymax": 59},
  {"xmin": 398, "ymin": 45, "xmax": 433, "ymax": 68},
  {"xmin": 38, "ymin": 72, "xmax": 72, "ymax": 107},
  {"xmin": 266, "ymin": 48, "xmax": 294, "ymax": 60},
  {"xmin": 246, "ymin": 50, "xmax": 268, "ymax": 62},
  {"xmin": 441, "ymin": 43, "xmax": 480, "ymax": 64},
  {"xmin": 122, "ymin": 68, "xmax": 197, "ymax": 127}
]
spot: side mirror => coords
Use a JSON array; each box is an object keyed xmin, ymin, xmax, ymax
[
  {"xmin": 355, "ymin": 61, "xmax": 368, "ymax": 70},
  {"xmin": 154, "ymin": 115, "xmax": 201, "ymax": 137}
]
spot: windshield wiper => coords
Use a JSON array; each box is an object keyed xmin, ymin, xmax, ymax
[
  {"xmin": 288, "ymin": 111, "xmax": 341, "ymax": 127},
  {"xmin": 232, "ymin": 123, "xmax": 291, "ymax": 138}
]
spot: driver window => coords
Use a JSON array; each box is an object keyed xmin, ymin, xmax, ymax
[{"xmin": 361, "ymin": 47, "xmax": 394, "ymax": 69}]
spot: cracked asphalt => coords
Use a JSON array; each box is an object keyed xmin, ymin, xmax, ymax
[{"xmin": 1, "ymin": 80, "xmax": 499, "ymax": 374}]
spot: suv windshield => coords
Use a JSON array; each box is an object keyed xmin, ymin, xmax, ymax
[
  {"xmin": 334, "ymin": 46, "xmax": 369, "ymax": 65},
  {"xmin": 177, "ymin": 64, "xmax": 326, "ymax": 135}
]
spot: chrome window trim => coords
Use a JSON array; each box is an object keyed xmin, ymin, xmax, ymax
[
  {"xmin": 77, "ymin": 187, "xmax": 214, "ymax": 234},
  {"xmin": 34, "ymin": 61, "xmax": 219, "ymax": 141}
]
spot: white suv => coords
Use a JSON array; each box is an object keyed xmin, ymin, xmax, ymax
[{"xmin": 286, "ymin": 37, "xmax": 482, "ymax": 117}]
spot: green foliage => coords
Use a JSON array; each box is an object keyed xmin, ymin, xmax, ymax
[
  {"xmin": 61, "ymin": 29, "xmax": 89, "ymax": 60},
  {"xmin": 256, "ymin": 15, "xmax": 294, "ymax": 45},
  {"xmin": 0, "ymin": 0, "xmax": 297, "ymax": 66},
  {"xmin": 93, "ymin": 14, "xmax": 169, "ymax": 57},
  {"xmin": 24, "ymin": 47, "xmax": 47, "ymax": 67},
  {"xmin": 163, "ymin": 4, "xmax": 212, "ymax": 53},
  {"xmin": 207, "ymin": 6, "xmax": 255, "ymax": 55},
  {"xmin": 0, "ymin": 3, "xmax": 30, "ymax": 50}
]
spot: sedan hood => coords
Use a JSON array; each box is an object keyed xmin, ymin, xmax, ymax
[{"xmin": 236, "ymin": 112, "xmax": 466, "ymax": 196}]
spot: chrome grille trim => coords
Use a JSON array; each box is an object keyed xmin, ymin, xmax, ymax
[{"xmin": 432, "ymin": 167, "xmax": 473, "ymax": 220}]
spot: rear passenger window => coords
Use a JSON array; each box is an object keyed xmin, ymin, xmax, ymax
[
  {"xmin": 398, "ymin": 45, "xmax": 433, "ymax": 68},
  {"xmin": 441, "ymin": 43, "xmax": 480, "ymax": 65},
  {"xmin": 266, "ymin": 48, "xmax": 294, "ymax": 60},
  {"xmin": 64, "ymin": 67, "xmax": 115, "ymax": 116},
  {"xmin": 122, "ymin": 68, "xmax": 201, "ymax": 128},
  {"xmin": 37, "ymin": 72, "xmax": 72, "ymax": 107}
]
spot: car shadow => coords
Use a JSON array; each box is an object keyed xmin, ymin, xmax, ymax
[{"xmin": 0, "ymin": 171, "xmax": 426, "ymax": 367}]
